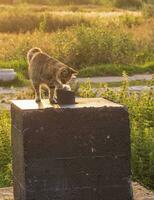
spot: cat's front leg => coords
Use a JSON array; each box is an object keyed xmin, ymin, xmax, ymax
[
  {"xmin": 49, "ymin": 86, "xmax": 57, "ymax": 104},
  {"xmin": 33, "ymin": 83, "xmax": 41, "ymax": 103}
]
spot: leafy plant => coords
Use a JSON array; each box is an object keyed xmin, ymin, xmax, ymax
[
  {"xmin": 114, "ymin": 0, "xmax": 142, "ymax": 8},
  {"xmin": 142, "ymin": 4, "xmax": 154, "ymax": 17},
  {"xmin": 0, "ymin": 111, "xmax": 12, "ymax": 187},
  {"xmin": 53, "ymin": 24, "xmax": 135, "ymax": 67}
]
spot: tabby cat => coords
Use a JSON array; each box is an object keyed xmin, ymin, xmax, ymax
[{"xmin": 27, "ymin": 47, "xmax": 77, "ymax": 103}]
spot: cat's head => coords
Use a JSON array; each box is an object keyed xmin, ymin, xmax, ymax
[{"xmin": 60, "ymin": 67, "xmax": 78, "ymax": 84}]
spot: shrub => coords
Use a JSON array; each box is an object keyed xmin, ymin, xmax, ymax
[
  {"xmin": 39, "ymin": 13, "xmax": 91, "ymax": 32},
  {"xmin": 0, "ymin": 22, "xmax": 153, "ymax": 71},
  {"xmin": 114, "ymin": 0, "xmax": 142, "ymax": 8},
  {"xmin": 0, "ymin": 60, "xmax": 27, "ymax": 77},
  {"xmin": 135, "ymin": 32, "xmax": 154, "ymax": 64},
  {"xmin": 0, "ymin": 111, "xmax": 12, "ymax": 187},
  {"xmin": 119, "ymin": 15, "xmax": 143, "ymax": 28},
  {"xmin": 52, "ymin": 24, "xmax": 135, "ymax": 67},
  {"xmin": 142, "ymin": 4, "xmax": 154, "ymax": 17}
]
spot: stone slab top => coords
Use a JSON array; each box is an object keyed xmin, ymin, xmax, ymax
[{"xmin": 11, "ymin": 98, "xmax": 123, "ymax": 111}]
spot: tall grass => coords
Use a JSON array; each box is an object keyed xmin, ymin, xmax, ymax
[
  {"xmin": 0, "ymin": 111, "xmax": 12, "ymax": 187},
  {"xmin": 0, "ymin": 0, "xmax": 104, "ymax": 5},
  {"xmin": 4, "ymin": 23, "xmax": 134, "ymax": 67},
  {"xmin": 52, "ymin": 24, "xmax": 135, "ymax": 66},
  {"xmin": 0, "ymin": 12, "xmax": 91, "ymax": 33},
  {"xmin": 114, "ymin": 0, "xmax": 142, "ymax": 8},
  {"xmin": 0, "ymin": 22, "xmax": 153, "ymax": 72},
  {"xmin": 0, "ymin": 0, "xmax": 13, "ymax": 4},
  {"xmin": 142, "ymin": 4, "xmax": 154, "ymax": 17},
  {"xmin": 0, "ymin": 7, "xmax": 154, "ymax": 78}
]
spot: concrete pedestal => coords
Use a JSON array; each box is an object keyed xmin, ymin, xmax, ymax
[
  {"xmin": 0, "ymin": 69, "xmax": 16, "ymax": 81},
  {"xmin": 11, "ymin": 98, "xmax": 132, "ymax": 200}
]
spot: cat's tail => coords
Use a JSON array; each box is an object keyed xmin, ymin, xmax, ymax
[{"xmin": 27, "ymin": 47, "xmax": 42, "ymax": 64}]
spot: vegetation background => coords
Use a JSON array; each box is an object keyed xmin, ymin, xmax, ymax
[{"xmin": 0, "ymin": 0, "xmax": 153, "ymax": 192}]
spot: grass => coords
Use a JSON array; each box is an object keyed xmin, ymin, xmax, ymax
[
  {"xmin": 114, "ymin": 0, "xmax": 142, "ymax": 9},
  {"xmin": 0, "ymin": 6, "xmax": 152, "ymax": 77},
  {"xmin": 0, "ymin": 15, "xmax": 153, "ymax": 64},
  {"xmin": 0, "ymin": 60, "xmax": 153, "ymax": 88},
  {"xmin": 0, "ymin": 3, "xmax": 145, "ymax": 34},
  {"xmin": 0, "ymin": 11, "xmax": 93, "ymax": 33},
  {"xmin": 0, "ymin": 60, "xmax": 28, "ymax": 87},
  {"xmin": 79, "ymin": 79, "xmax": 153, "ymax": 88},
  {"xmin": 0, "ymin": 7, "xmax": 153, "ymax": 76},
  {"xmin": 0, "ymin": 110, "xmax": 12, "ymax": 187},
  {"xmin": 0, "ymin": 3, "xmax": 116, "ymax": 13},
  {"xmin": 0, "ymin": 60, "xmax": 27, "ymax": 76},
  {"xmin": 0, "ymin": 0, "xmax": 154, "ymax": 191},
  {"xmin": 12, "ymin": 0, "xmax": 106, "ymax": 5},
  {"xmin": 1, "ymin": 0, "xmax": 153, "ymax": 8},
  {"xmin": 142, "ymin": 3, "xmax": 154, "ymax": 18},
  {"xmin": 0, "ymin": 74, "xmax": 28, "ymax": 87},
  {"xmin": 79, "ymin": 63, "xmax": 154, "ymax": 77}
]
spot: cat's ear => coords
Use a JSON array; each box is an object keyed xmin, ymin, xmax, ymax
[{"xmin": 69, "ymin": 67, "xmax": 78, "ymax": 75}]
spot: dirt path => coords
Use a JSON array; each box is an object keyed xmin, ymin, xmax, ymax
[
  {"xmin": 0, "ymin": 183, "xmax": 154, "ymax": 200},
  {"xmin": 0, "ymin": 74, "xmax": 153, "ymax": 95},
  {"xmin": 77, "ymin": 74, "xmax": 153, "ymax": 83}
]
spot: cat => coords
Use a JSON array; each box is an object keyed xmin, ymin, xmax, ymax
[{"xmin": 27, "ymin": 47, "xmax": 78, "ymax": 103}]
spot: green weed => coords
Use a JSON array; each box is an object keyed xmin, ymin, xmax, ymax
[
  {"xmin": 142, "ymin": 4, "xmax": 154, "ymax": 17},
  {"xmin": 53, "ymin": 24, "xmax": 135, "ymax": 67},
  {"xmin": 0, "ymin": 111, "xmax": 12, "ymax": 187},
  {"xmin": 114, "ymin": 0, "xmax": 142, "ymax": 9},
  {"xmin": 119, "ymin": 15, "xmax": 143, "ymax": 28},
  {"xmin": 79, "ymin": 63, "xmax": 154, "ymax": 77}
]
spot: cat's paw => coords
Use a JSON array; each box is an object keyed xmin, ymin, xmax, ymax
[
  {"xmin": 35, "ymin": 98, "xmax": 41, "ymax": 103},
  {"xmin": 63, "ymin": 84, "xmax": 71, "ymax": 91}
]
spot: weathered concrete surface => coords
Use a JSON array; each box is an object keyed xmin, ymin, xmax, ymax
[
  {"xmin": 12, "ymin": 98, "xmax": 122, "ymax": 110},
  {"xmin": 11, "ymin": 98, "xmax": 131, "ymax": 200},
  {"xmin": 1, "ymin": 183, "xmax": 154, "ymax": 200},
  {"xmin": 77, "ymin": 74, "xmax": 153, "ymax": 83},
  {"xmin": 0, "ymin": 69, "xmax": 16, "ymax": 81}
]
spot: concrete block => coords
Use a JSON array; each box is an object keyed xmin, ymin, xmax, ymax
[
  {"xmin": 11, "ymin": 98, "xmax": 132, "ymax": 200},
  {"xmin": 0, "ymin": 69, "xmax": 16, "ymax": 81}
]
